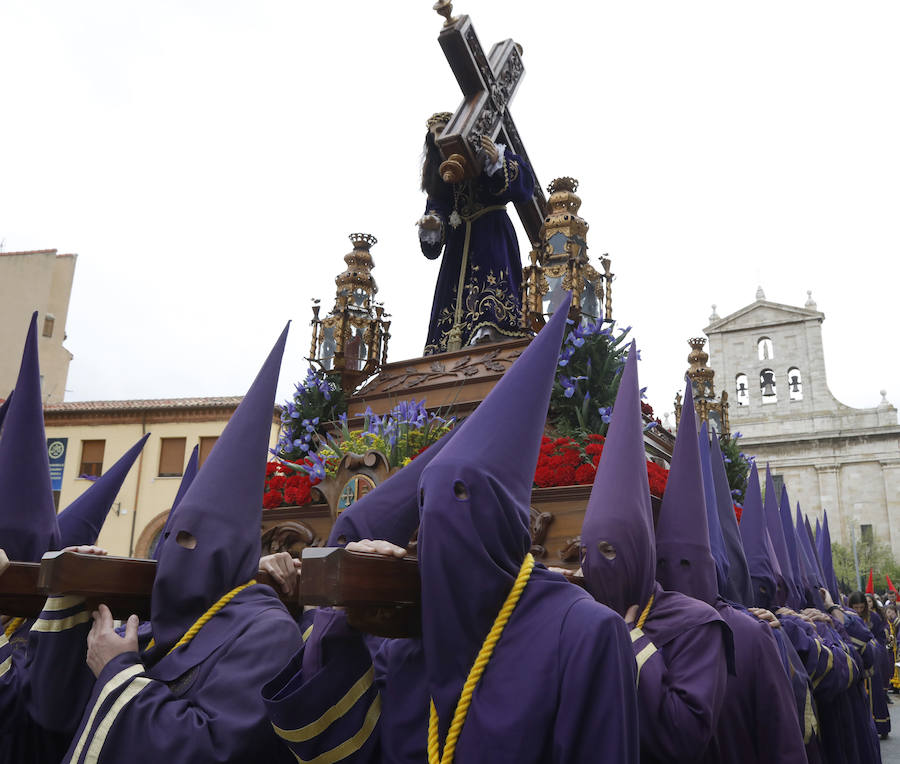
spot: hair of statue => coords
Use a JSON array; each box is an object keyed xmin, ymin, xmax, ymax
[{"xmin": 421, "ymin": 130, "xmax": 452, "ymax": 201}]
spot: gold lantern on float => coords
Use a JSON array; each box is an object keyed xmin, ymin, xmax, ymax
[
  {"xmin": 522, "ymin": 177, "xmax": 613, "ymax": 331},
  {"xmin": 309, "ymin": 234, "xmax": 391, "ymax": 395},
  {"xmin": 674, "ymin": 337, "xmax": 729, "ymax": 438}
]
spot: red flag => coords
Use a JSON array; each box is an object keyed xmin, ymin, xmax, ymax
[
  {"xmin": 887, "ymin": 574, "xmax": 897, "ymax": 594},
  {"xmin": 866, "ymin": 568, "xmax": 874, "ymax": 594}
]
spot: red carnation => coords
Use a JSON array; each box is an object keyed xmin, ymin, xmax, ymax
[
  {"xmin": 263, "ymin": 489, "xmax": 284, "ymax": 509},
  {"xmin": 267, "ymin": 475, "xmax": 287, "ymax": 491},
  {"xmin": 734, "ymin": 504, "xmax": 743, "ymax": 523},
  {"xmin": 574, "ymin": 463, "xmax": 597, "ymax": 484}
]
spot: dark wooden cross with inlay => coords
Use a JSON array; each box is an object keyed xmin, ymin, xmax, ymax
[{"xmin": 433, "ymin": 1, "xmax": 548, "ymax": 246}]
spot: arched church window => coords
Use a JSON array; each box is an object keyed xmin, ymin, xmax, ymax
[
  {"xmin": 788, "ymin": 367, "xmax": 803, "ymax": 401},
  {"xmin": 758, "ymin": 337, "xmax": 774, "ymax": 361},
  {"xmin": 735, "ymin": 374, "xmax": 749, "ymax": 406},
  {"xmin": 760, "ymin": 368, "xmax": 777, "ymax": 403}
]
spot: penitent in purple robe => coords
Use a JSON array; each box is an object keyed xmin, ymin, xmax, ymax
[
  {"xmin": 265, "ymin": 295, "xmax": 640, "ymax": 763},
  {"xmin": 420, "ymin": 146, "xmax": 533, "ymax": 354},
  {"xmin": 0, "ymin": 314, "xmax": 70, "ymax": 763},
  {"xmin": 581, "ymin": 355, "xmax": 729, "ymax": 763},
  {"xmin": 28, "ymin": 325, "xmax": 302, "ymax": 763}
]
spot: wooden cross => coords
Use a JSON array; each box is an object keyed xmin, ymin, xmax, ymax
[{"xmin": 433, "ymin": 2, "xmax": 548, "ymax": 246}]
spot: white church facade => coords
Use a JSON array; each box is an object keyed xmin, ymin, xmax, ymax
[{"xmin": 705, "ymin": 289, "xmax": 900, "ymax": 556}]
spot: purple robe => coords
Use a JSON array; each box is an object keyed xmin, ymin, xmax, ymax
[
  {"xmin": 625, "ymin": 584, "xmax": 729, "ymax": 763},
  {"xmin": 266, "ymin": 571, "xmax": 638, "ymax": 764},
  {"xmin": 712, "ymin": 601, "xmax": 808, "ymax": 763},
  {"xmin": 839, "ymin": 611, "xmax": 884, "ymax": 761},
  {"xmin": 861, "ymin": 611, "xmax": 892, "ymax": 737},
  {"xmin": 0, "ymin": 618, "xmax": 74, "ymax": 763},
  {"xmin": 421, "ymin": 148, "xmax": 533, "ymax": 354},
  {"xmin": 26, "ymin": 587, "xmax": 299, "ymax": 763}
]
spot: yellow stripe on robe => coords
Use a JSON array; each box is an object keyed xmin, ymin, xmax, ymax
[
  {"xmin": 812, "ymin": 645, "xmax": 834, "ymax": 690},
  {"xmin": 291, "ymin": 695, "xmax": 381, "ymax": 764},
  {"xmin": 84, "ymin": 677, "xmax": 152, "ymax": 763},
  {"xmin": 273, "ymin": 667, "xmax": 375, "ymax": 743},
  {"xmin": 69, "ymin": 664, "xmax": 144, "ymax": 763},
  {"xmin": 41, "ymin": 595, "xmax": 87, "ymax": 612},
  {"xmin": 635, "ymin": 643, "xmax": 657, "ymax": 685},
  {"xmin": 0, "ymin": 656, "xmax": 11, "ymax": 679},
  {"xmin": 32, "ymin": 611, "xmax": 91, "ymax": 633}
]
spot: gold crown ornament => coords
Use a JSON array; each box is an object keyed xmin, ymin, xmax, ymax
[{"xmin": 426, "ymin": 112, "xmax": 453, "ymax": 130}]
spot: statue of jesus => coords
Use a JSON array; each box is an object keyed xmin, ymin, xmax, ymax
[{"xmin": 418, "ymin": 112, "xmax": 534, "ymax": 355}]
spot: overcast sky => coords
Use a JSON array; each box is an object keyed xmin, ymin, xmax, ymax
[{"xmin": 2, "ymin": 1, "xmax": 897, "ymax": 423}]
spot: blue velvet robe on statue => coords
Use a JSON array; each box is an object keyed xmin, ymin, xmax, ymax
[{"xmin": 420, "ymin": 146, "xmax": 533, "ymax": 354}]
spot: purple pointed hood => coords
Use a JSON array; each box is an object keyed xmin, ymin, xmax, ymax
[
  {"xmin": 655, "ymin": 380, "xmax": 718, "ymax": 605},
  {"xmin": 0, "ymin": 314, "xmax": 60, "ymax": 561},
  {"xmin": 739, "ymin": 463, "xmax": 780, "ymax": 608},
  {"xmin": 151, "ymin": 444, "xmax": 199, "ymax": 560},
  {"xmin": 57, "ymin": 434, "xmax": 150, "ymax": 547},
  {"xmin": 151, "ymin": 324, "xmax": 288, "ymax": 654},
  {"xmin": 418, "ymin": 292, "xmax": 571, "ymax": 730},
  {"xmin": 777, "ymin": 484, "xmax": 805, "ymax": 609},
  {"xmin": 794, "ymin": 506, "xmax": 825, "ymax": 610},
  {"xmin": 0, "ymin": 391, "xmax": 13, "ymax": 434},
  {"xmin": 581, "ymin": 340, "xmax": 655, "ymax": 618},
  {"xmin": 818, "ymin": 510, "xmax": 841, "ymax": 602},
  {"xmin": 698, "ymin": 422, "xmax": 729, "ymax": 596},
  {"xmin": 804, "ymin": 512, "xmax": 826, "ymax": 608},
  {"xmin": 327, "ymin": 426, "xmax": 458, "ymax": 548},
  {"xmin": 711, "ymin": 434, "xmax": 753, "ymax": 605},
  {"xmin": 804, "ymin": 515, "xmax": 827, "ymax": 585},
  {"xmin": 763, "ymin": 466, "xmax": 797, "ymax": 604}
]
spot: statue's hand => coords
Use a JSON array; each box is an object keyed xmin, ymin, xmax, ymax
[
  {"xmin": 480, "ymin": 135, "xmax": 499, "ymax": 165},
  {"xmin": 418, "ymin": 214, "xmax": 442, "ymax": 232}
]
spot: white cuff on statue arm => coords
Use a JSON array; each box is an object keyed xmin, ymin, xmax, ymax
[{"xmin": 484, "ymin": 143, "xmax": 507, "ymax": 176}]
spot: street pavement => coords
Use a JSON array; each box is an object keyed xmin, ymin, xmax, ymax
[{"xmin": 883, "ymin": 696, "xmax": 900, "ymax": 763}]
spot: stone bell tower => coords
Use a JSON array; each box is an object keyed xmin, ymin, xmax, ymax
[{"xmin": 704, "ymin": 288, "xmax": 900, "ymax": 557}]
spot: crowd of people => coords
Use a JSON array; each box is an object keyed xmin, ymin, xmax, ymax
[{"xmin": 0, "ymin": 300, "xmax": 897, "ymax": 762}]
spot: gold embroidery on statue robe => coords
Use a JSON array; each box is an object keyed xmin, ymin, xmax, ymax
[{"xmin": 425, "ymin": 267, "xmax": 528, "ymax": 355}]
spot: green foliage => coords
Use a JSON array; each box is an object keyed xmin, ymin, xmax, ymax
[
  {"xmin": 549, "ymin": 317, "xmax": 632, "ymax": 438},
  {"xmin": 832, "ymin": 537, "xmax": 900, "ymax": 596},
  {"xmin": 718, "ymin": 433, "xmax": 752, "ymax": 504}
]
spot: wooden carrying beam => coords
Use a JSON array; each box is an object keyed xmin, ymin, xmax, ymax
[
  {"xmin": 2, "ymin": 549, "xmax": 423, "ymax": 637},
  {"xmin": 300, "ymin": 547, "xmax": 421, "ymax": 638},
  {"xmin": 0, "ymin": 562, "xmax": 45, "ymax": 619},
  {"xmin": 37, "ymin": 551, "xmax": 159, "ymax": 621}
]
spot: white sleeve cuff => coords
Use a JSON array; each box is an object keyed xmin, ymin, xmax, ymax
[{"xmin": 484, "ymin": 143, "xmax": 507, "ymax": 176}]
